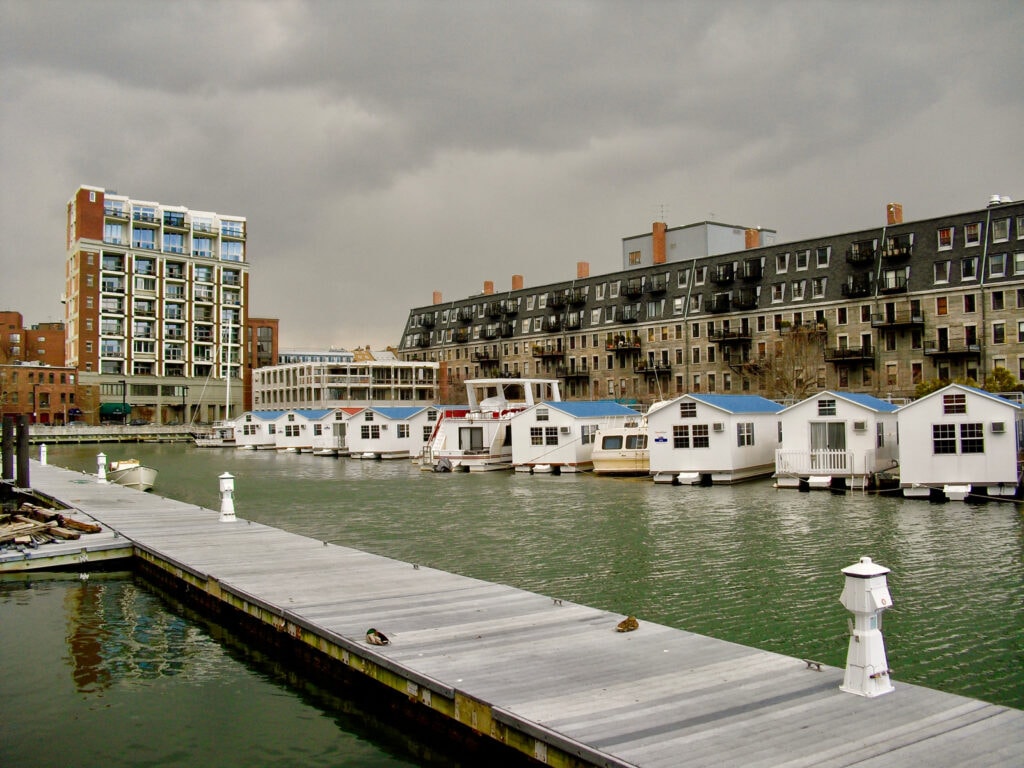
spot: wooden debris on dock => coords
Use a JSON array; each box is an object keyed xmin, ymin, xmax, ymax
[{"xmin": 0, "ymin": 502, "xmax": 102, "ymax": 549}]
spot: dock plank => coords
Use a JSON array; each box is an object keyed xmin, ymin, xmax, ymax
[{"xmin": 18, "ymin": 462, "xmax": 1024, "ymax": 768}]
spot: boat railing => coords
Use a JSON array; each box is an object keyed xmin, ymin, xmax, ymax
[{"xmin": 775, "ymin": 449, "xmax": 861, "ymax": 475}]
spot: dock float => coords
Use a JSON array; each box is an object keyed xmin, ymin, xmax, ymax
[{"xmin": 9, "ymin": 461, "xmax": 1023, "ymax": 767}]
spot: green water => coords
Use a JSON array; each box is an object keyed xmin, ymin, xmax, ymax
[{"xmin": 3, "ymin": 443, "xmax": 1022, "ymax": 766}]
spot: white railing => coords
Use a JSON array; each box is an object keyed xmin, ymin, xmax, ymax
[{"xmin": 775, "ymin": 449, "xmax": 859, "ymax": 475}]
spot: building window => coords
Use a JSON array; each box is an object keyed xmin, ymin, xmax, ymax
[
  {"xmin": 934, "ymin": 261, "xmax": 950, "ymax": 283},
  {"xmin": 815, "ymin": 246, "xmax": 830, "ymax": 268},
  {"xmin": 628, "ymin": 250, "xmax": 641, "ymax": 265},
  {"xmin": 530, "ymin": 427, "xmax": 544, "ymax": 446},
  {"xmin": 536, "ymin": 407, "xmax": 548, "ymax": 421},
  {"xmin": 964, "ymin": 294, "xmax": 976, "ymax": 313},
  {"xmin": 694, "ymin": 266, "xmax": 706, "ymax": 285},
  {"xmin": 960, "ymin": 423, "xmax": 984, "ymax": 454},
  {"xmin": 679, "ymin": 402, "xmax": 697, "ymax": 418},
  {"xmin": 811, "ymin": 277, "xmax": 826, "ymax": 298},
  {"xmin": 818, "ymin": 398, "xmax": 837, "ymax": 416},
  {"xmin": 992, "ymin": 218, "xmax": 1010, "ymax": 242},
  {"xmin": 936, "ymin": 296, "xmax": 948, "ymax": 315},
  {"xmin": 397, "ymin": 424, "xmax": 409, "ymax": 439},
  {"xmin": 1015, "ymin": 252, "xmax": 1024, "ymax": 275},
  {"xmin": 964, "ymin": 222, "xmax": 981, "ymax": 246},
  {"xmin": 993, "ymin": 322, "xmax": 1005, "ymax": 344},
  {"xmin": 795, "ymin": 249, "xmax": 809, "ymax": 270},
  {"xmin": 932, "ymin": 423, "xmax": 957, "ymax": 454},
  {"xmin": 775, "ymin": 252, "xmax": 789, "ymax": 273},
  {"xmin": 942, "ymin": 393, "xmax": 966, "ymax": 414},
  {"xmin": 937, "ymin": 226, "xmax": 953, "ymax": 250},
  {"xmin": 672, "ymin": 425, "xmax": 690, "ymax": 448},
  {"xmin": 772, "ymin": 283, "xmax": 785, "ymax": 302},
  {"xmin": 961, "ymin": 257, "xmax": 977, "ymax": 280},
  {"xmin": 737, "ymin": 422, "xmax": 754, "ymax": 447},
  {"xmin": 992, "ymin": 291, "xmax": 1004, "ymax": 310},
  {"xmin": 989, "ymin": 252, "xmax": 1006, "ymax": 277}
]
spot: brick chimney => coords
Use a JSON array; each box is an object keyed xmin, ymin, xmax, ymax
[
  {"xmin": 745, "ymin": 228, "xmax": 760, "ymax": 249},
  {"xmin": 511, "ymin": 274, "xmax": 524, "ymax": 291},
  {"xmin": 432, "ymin": 291, "xmax": 443, "ymax": 305},
  {"xmin": 483, "ymin": 280, "xmax": 494, "ymax": 295},
  {"xmin": 577, "ymin": 261, "xmax": 590, "ymax": 279},
  {"xmin": 886, "ymin": 203, "xmax": 903, "ymax": 225},
  {"xmin": 653, "ymin": 222, "xmax": 667, "ymax": 265}
]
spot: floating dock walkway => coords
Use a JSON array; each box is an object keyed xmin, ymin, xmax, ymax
[{"xmin": 5, "ymin": 461, "xmax": 1022, "ymax": 767}]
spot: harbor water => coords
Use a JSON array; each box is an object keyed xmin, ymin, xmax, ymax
[{"xmin": 3, "ymin": 442, "xmax": 1022, "ymax": 767}]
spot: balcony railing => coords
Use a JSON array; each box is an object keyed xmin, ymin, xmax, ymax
[
  {"xmin": 711, "ymin": 329, "xmax": 752, "ymax": 344},
  {"xmin": 635, "ymin": 361, "xmax": 672, "ymax": 376},
  {"xmin": 846, "ymin": 242, "xmax": 876, "ymax": 265},
  {"xmin": 882, "ymin": 236, "xmax": 913, "ymax": 261},
  {"xmin": 841, "ymin": 275, "xmax": 873, "ymax": 298},
  {"xmin": 709, "ymin": 295, "xmax": 731, "ymax": 313},
  {"xmin": 824, "ymin": 346, "xmax": 873, "ymax": 363},
  {"xmin": 878, "ymin": 275, "xmax": 908, "ymax": 294},
  {"xmin": 923, "ymin": 340, "xmax": 980, "ymax": 357},
  {"xmin": 532, "ymin": 345, "xmax": 564, "ymax": 359},
  {"xmin": 741, "ymin": 260, "xmax": 763, "ymax": 281},
  {"xmin": 555, "ymin": 364, "xmax": 590, "ymax": 379},
  {"xmin": 732, "ymin": 288, "xmax": 758, "ymax": 309},
  {"xmin": 711, "ymin": 265, "xmax": 735, "ymax": 285},
  {"xmin": 870, "ymin": 311, "xmax": 924, "ymax": 328},
  {"xmin": 606, "ymin": 334, "xmax": 641, "ymax": 352},
  {"xmin": 621, "ymin": 304, "xmax": 642, "ymax": 323},
  {"xmin": 646, "ymin": 276, "xmax": 666, "ymax": 295}
]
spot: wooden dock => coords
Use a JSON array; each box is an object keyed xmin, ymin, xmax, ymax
[{"xmin": 7, "ymin": 461, "xmax": 1022, "ymax": 767}]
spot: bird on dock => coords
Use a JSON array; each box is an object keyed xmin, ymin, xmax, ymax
[
  {"xmin": 366, "ymin": 628, "xmax": 390, "ymax": 645},
  {"xmin": 616, "ymin": 616, "xmax": 639, "ymax": 632}
]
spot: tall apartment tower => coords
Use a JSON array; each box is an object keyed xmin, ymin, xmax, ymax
[{"xmin": 64, "ymin": 185, "xmax": 249, "ymax": 424}]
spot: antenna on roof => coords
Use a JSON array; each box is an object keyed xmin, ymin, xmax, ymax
[{"xmin": 657, "ymin": 203, "xmax": 668, "ymax": 222}]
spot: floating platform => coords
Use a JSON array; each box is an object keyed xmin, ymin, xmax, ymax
[{"xmin": 11, "ymin": 461, "xmax": 1023, "ymax": 767}]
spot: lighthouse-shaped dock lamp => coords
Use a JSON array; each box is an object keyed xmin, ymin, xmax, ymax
[
  {"xmin": 218, "ymin": 472, "xmax": 236, "ymax": 522},
  {"xmin": 839, "ymin": 556, "xmax": 894, "ymax": 697}
]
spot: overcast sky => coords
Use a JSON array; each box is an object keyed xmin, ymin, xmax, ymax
[{"xmin": 2, "ymin": 0, "xmax": 1022, "ymax": 350}]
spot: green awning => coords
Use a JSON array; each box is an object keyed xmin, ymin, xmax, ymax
[{"xmin": 99, "ymin": 403, "xmax": 130, "ymax": 417}]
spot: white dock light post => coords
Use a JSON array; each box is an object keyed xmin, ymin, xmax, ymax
[
  {"xmin": 97, "ymin": 452, "xmax": 107, "ymax": 484},
  {"xmin": 839, "ymin": 556, "xmax": 895, "ymax": 697},
  {"xmin": 39, "ymin": 443, "xmax": 47, "ymax": 465},
  {"xmin": 219, "ymin": 472, "xmax": 236, "ymax": 522}
]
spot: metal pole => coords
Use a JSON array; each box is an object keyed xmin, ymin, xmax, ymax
[
  {"xmin": 1, "ymin": 415, "xmax": 14, "ymax": 481},
  {"xmin": 121, "ymin": 379, "xmax": 127, "ymax": 424},
  {"xmin": 15, "ymin": 414, "xmax": 30, "ymax": 489}
]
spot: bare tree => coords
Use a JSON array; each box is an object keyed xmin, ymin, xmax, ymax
[{"xmin": 758, "ymin": 324, "xmax": 827, "ymax": 401}]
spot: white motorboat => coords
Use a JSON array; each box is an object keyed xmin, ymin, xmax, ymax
[
  {"xmin": 423, "ymin": 378, "xmax": 562, "ymax": 472},
  {"xmin": 107, "ymin": 459, "xmax": 158, "ymax": 492},
  {"xmin": 590, "ymin": 401, "xmax": 669, "ymax": 477},
  {"xmin": 194, "ymin": 423, "xmax": 235, "ymax": 448}
]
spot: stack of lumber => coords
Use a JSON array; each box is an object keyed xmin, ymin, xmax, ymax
[{"xmin": 0, "ymin": 503, "xmax": 101, "ymax": 548}]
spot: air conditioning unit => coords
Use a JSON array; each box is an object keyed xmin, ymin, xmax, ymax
[
  {"xmin": 713, "ymin": 423, "xmax": 724, "ymax": 432},
  {"xmin": 560, "ymin": 426, "xmax": 571, "ymax": 434},
  {"xmin": 991, "ymin": 422, "xmax": 1006, "ymax": 434},
  {"xmin": 853, "ymin": 420, "xmax": 867, "ymax": 431}
]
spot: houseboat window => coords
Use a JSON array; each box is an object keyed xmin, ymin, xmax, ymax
[
  {"xmin": 942, "ymin": 394, "xmax": 966, "ymax": 414},
  {"xmin": 581, "ymin": 424, "xmax": 597, "ymax": 444},
  {"xmin": 679, "ymin": 402, "xmax": 697, "ymax": 418},
  {"xmin": 692, "ymin": 425, "xmax": 710, "ymax": 448},
  {"xmin": 536, "ymin": 408, "xmax": 549, "ymax": 421},
  {"xmin": 601, "ymin": 435, "xmax": 623, "ymax": 450},
  {"xmin": 932, "ymin": 424, "xmax": 957, "ymax": 454},
  {"xmin": 960, "ymin": 423, "xmax": 984, "ymax": 453},
  {"xmin": 737, "ymin": 423, "xmax": 754, "ymax": 447},
  {"xmin": 459, "ymin": 426, "xmax": 484, "ymax": 451},
  {"xmin": 818, "ymin": 399, "xmax": 837, "ymax": 416},
  {"xmin": 625, "ymin": 434, "xmax": 647, "ymax": 450},
  {"xmin": 673, "ymin": 425, "xmax": 689, "ymax": 448},
  {"xmin": 397, "ymin": 424, "xmax": 409, "ymax": 438}
]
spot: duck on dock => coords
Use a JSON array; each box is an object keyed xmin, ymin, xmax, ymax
[{"xmin": 366, "ymin": 627, "xmax": 390, "ymax": 645}]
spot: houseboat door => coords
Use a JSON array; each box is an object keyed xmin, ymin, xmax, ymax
[{"xmin": 809, "ymin": 422, "xmax": 847, "ymax": 470}]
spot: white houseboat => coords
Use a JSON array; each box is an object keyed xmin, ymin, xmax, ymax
[
  {"xmin": 774, "ymin": 391, "xmax": 899, "ymax": 490},
  {"xmin": 311, "ymin": 407, "xmax": 361, "ymax": 456},
  {"xmin": 510, "ymin": 400, "xmax": 641, "ymax": 474},
  {"xmin": 233, "ymin": 410, "xmax": 287, "ymax": 450},
  {"xmin": 423, "ymin": 378, "xmax": 561, "ymax": 471},
  {"xmin": 347, "ymin": 406, "xmax": 437, "ymax": 460},
  {"xmin": 648, "ymin": 394, "xmax": 784, "ymax": 485},
  {"xmin": 271, "ymin": 409, "xmax": 337, "ymax": 452},
  {"xmin": 896, "ymin": 383, "xmax": 1024, "ymax": 501}
]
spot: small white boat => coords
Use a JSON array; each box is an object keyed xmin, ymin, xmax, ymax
[
  {"xmin": 194, "ymin": 423, "xmax": 235, "ymax": 448},
  {"xmin": 590, "ymin": 426, "xmax": 649, "ymax": 476},
  {"xmin": 107, "ymin": 459, "xmax": 158, "ymax": 492}
]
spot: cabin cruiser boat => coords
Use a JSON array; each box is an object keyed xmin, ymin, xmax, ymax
[
  {"xmin": 194, "ymin": 423, "xmax": 235, "ymax": 448},
  {"xmin": 590, "ymin": 401, "xmax": 669, "ymax": 476},
  {"xmin": 423, "ymin": 378, "xmax": 562, "ymax": 472}
]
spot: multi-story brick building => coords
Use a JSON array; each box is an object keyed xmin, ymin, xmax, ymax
[
  {"xmin": 0, "ymin": 312, "xmax": 66, "ymax": 367},
  {"xmin": 398, "ymin": 197, "xmax": 1024, "ymax": 404},
  {"xmin": 64, "ymin": 185, "xmax": 249, "ymax": 424}
]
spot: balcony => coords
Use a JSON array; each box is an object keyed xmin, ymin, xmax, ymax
[
  {"xmin": 846, "ymin": 241, "xmax": 876, "ymax": 265},
  {"xmin": 923, "ymin": 339, "xmax": 980, "ymax": 358},
  {"xmin": 711, "ymin": 328, "xmax": 752, "ymax": 345},
  {"xmin": 621, "ymin": 304, "xmax": 642, "ymax": 323},
  {"xmin": 564, "ymin": 311, "xmax": 583, "ymax": 330},
  {"xmin": 711, "ymin": 264, "xmax": 735, "ymax": 285},
  {"xmin": 741, "ymin": 260, "xmax": 763, "ymax": 281},
  {"xmin": 878, "ymin": 274, "xmax": 908, "ymax": 294},
  {"xmin": 555, "ymin": 364, "xmax": 590, "ymax": 380},
  {"xmin": 415, "ymin": 335, "xmax": 431, "ymax": 348},
  {"xmin": 500, "ymin": 299, "xmax": 519, "ymax": 316},
  {"xmin": 646, "ymin": 276, "xmax": 666, "ymax": 295},
  {"xmin": 781, "ymin": 320, "xmax": 827, "ymax": 338},
  {"xmin": 486, "ymin": 301, "xmax": 505, "ymax": 318},
  {"xmin": 567, "ymin": 287, "xmax": 588, "ymax": 306},
  {"xmin": 104, "ymin": 205, "xmax": 128, "ymax": 220},
  {"xmin": 418, "ymin": 313, "xmax": 435, "ymax": 328},
  {"xmin": 500, "ymin": 322, "xmax": 516, "ymax": 338},
  {"xmin": 870, "ymin": 310, "xmax": 924, "ymax": 328},
  {"xmin": 473, "ymin": 349, "xmax": 499, "ymax": 364},
  {"xmin": 841, "ymin": 275, "xmax": 873, "ymax": 298},
  {"xmin": 623, "ymin": 278, "xmax": 645, "ymax": 298},
  {"xmin": 456, "ymin": 307, "xmax": 474, "ymax": 324},
  {"xmin": 532, "ymin": 344, "xmax": 564, "ymax": 360},
  {"xmin": 882, "ymin": 235, "xmax": 913, "ymax": 261},
  {"xmin": 726, "ymin": 353, "xmax": 767, "ymax": 373},
  {"xmin": 163, "ymin": 213, "xmax": 187, "ymax": 228},
  {"xmin": 635, "ymin": 361, "xmax": 672, "ymax": 377},
  {"xmin": 606, "ymin": 333, "xmax": 641, "ymax": 353},
  {"xmin": 732, "ymin": 288, "xmax": 758, "ymax": 310},
  {"xmin": 709, "ymin": 294, "xmax": 731, "ymax": 313},
  {"xmin": 482, "ymin": 324, "xmax": 500, "ymax": 340},
  {"xmin": 824, "ymin": 346, "xmax": 874, "ymax": 364},
  {"xmin": 453, "ymin": 328, "xmax": 469, "ymax": 343},
  {"xmin": 542, "ymin": 315, "xmax": 563, "ymax": 332}
]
